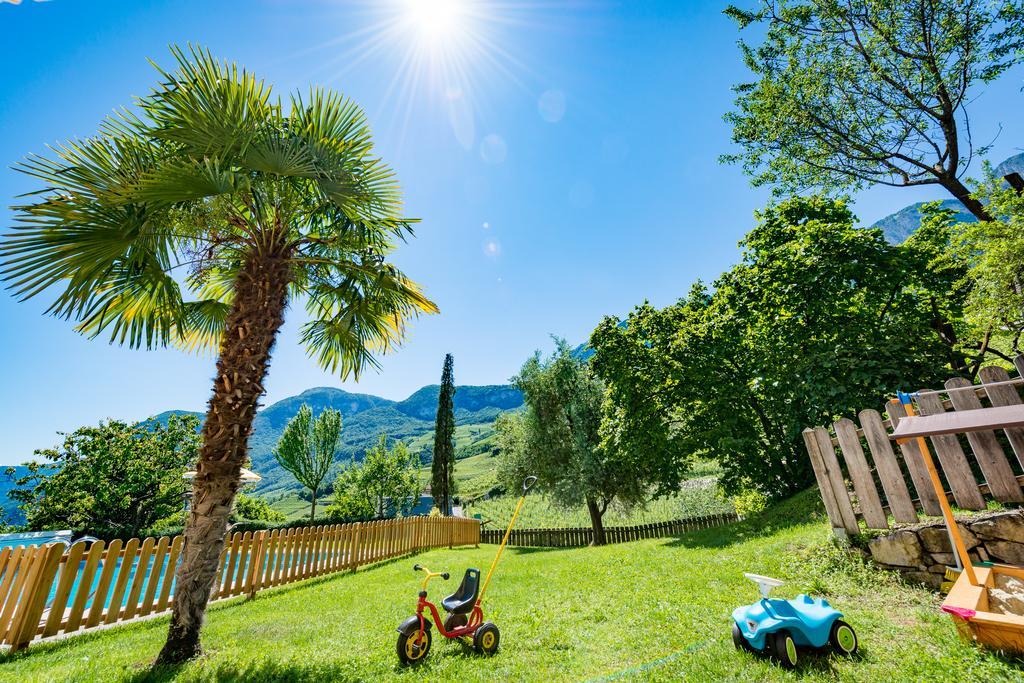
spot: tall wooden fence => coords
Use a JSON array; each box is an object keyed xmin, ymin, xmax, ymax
[
  {"xmin": 803, "ymin": 356, "xmax": 1024, "ymax": 539},
  {"xmin": 0, "ymin": 515, "xmax": 479, "ymax": 652},
  {"xmin": 480, "ymin": 512, "xmax": 739, "ymax": 547}
]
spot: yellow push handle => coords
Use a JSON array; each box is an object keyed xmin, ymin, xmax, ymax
[{"xmin": 477, "ymin": 476, "xmax": 536, "ymax": 606}]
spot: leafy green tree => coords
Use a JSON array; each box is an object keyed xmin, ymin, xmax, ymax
[
  {"xmin": 328, "ymin": 435, "xmax": 420, "ymax": 520},
  {"xmin": 431, "ymin": 353, "xmax": 456, "ymax": 515},
  {"xmin": 274, "ymin": 404, "xmax": 341, "ymax": 523},
  {"xmin": 591, "ymin": 196, "xmax": 968, "ymax": 500},
  {"xmin": 497, "ymin": 340, "xmax": 685, "ymax": 545},
  {"xmin": 0, "ymin": 46, "xmax": 436, "ymax": 663},
  {"xmin": 956, "ymin": 168, "xmax": 1024, "ymax": 355},
  {"xmin": 6, "ymin": 415, "xmax": 200, "ymax": 538},
  {"xmin": 723, "ymin": 0, "xmax": 1024, "ymax": 220},
  {"xmin": 232, "ymin": 493, "xmax": 286, "ymax": 523}
]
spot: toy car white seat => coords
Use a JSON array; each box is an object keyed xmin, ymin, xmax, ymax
[{"xmin": 442, "ymin": 568, "xmax": 480, "ymax": 615}]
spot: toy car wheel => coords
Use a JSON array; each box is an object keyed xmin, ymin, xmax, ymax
[
  {"xmin": 770, "ymin": 630, "xmax": 798, "ymax": 669},
  {"xmin": 829, "ymin": 619, "xmax": 858, "ymax": 656},
  {"xmin": 474, "ymin": 622, "xmax": 500, "ymax": 656},
  {"xmin": 731, "ymin": 622, "xmax": 756, "ymax": 653},
  {"xmin": 397, "ymin": 627, "xmax": 431, "ymax": 665}
]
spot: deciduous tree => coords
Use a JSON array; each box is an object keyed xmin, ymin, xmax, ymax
[
  {"xmin": 497, "ymin": 340, "xmax": 686, "ymax": 545},
  {"xmin": 6, "ymin": 415, "xmax": 200, "ymax": 538},
  {"xmin": 591, "ymin": 196, "xmax": 969, "ymax": 499},
  {"xmin": 329, "ymin": 435, "xmax": 420, "ymax": 519},
  {"xmin": 723, "ymin": 0, "xmax": 1024, "ymax": 220},
  {"xmin": 273, "ymin": 404, "xmax": 341, "ymax": 523}
]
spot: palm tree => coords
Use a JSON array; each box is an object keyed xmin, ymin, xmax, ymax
[{"xmin": 1, "ymin": 46, "xmax": 437, "ymax": 663}]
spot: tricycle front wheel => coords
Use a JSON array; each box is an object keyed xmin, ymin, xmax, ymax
[{"xmin": 397, "ymin": 627, "xmax": 432, "ymax": 665}]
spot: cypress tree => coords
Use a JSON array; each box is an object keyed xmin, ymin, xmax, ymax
[{"xmin": 431, "ymin": 354, "xmax": 456, "ymax": 515}]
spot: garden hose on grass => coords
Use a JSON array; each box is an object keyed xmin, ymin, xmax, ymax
[{"xmin": 585, "ymin": 639, "xmax": 714, "ymax": 682}]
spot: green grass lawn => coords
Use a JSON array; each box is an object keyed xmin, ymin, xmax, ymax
[{"xmin": 4, "ymin": 490, "xmax": 1022, "ymax": 681}]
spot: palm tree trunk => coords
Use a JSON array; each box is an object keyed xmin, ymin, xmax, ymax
[{"xmin": 157, "ymin": 251, "xmax": 291, "ymax": 665}]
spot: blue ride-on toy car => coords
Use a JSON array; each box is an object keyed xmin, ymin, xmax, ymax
[{"xmin": 731, "ymin": 573, "xmax": 857, "ymax": 668}]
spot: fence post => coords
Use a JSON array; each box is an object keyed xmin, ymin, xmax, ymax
[{"xmin": 247, "ymin": 531, "xmax": 267, "ymax": 599}]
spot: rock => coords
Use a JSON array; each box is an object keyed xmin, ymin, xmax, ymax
[
  {"xmin": 970, "ymin": 512, "xmax": 1024, "ymax": 544},
  {"xmin": 927, "ymin": 564, "xmax": 949, "ymax": 574},
  {"xmin": 869, "ymin": 530, "xmax": 925, "ymax": 568},
  {"xmin": 984, "ymin": 541, "xmax": 1024, "ymax": 565},
  {"xmin": 929, "ymin": 552, "xmax": 956, "ymax": 566},
  {"xmin": 918, "ymin": 523, "xmax": 979, "ymax": 553},
  {"xmin": 903, "ymin": 570, "xmax": 943, "ymax": 589}
]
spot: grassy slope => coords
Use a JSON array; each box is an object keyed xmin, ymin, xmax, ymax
[
  {"xmin": 3, "ymin": 491, "xmax": 1022, "ymax": 682},
  {"xmin": 465, "ymin": 460, "xmax": 731, "ymax": 527}
]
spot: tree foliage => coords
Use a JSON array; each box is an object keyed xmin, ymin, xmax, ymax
[
  {"xmin": 6, "ymin": 415, "xmax": 200, "ymax": 538},
  {"xmin": 233, "ymin": 493, "xmax": 286, "ymax": 523},
  {"xmin": 328, "ymin": 434, "xmax": 420, "ymax": 520},
  {"xmin": 955, "ymin": 169, "xmax": 1024, "ymax": 354},
  {"xmin": 496, "ymin": 340, "xmax": 687, "ymax": 544},
  {"xmin": 273, "ymin": 404, "xmax": 342, "ymax": 522},
  {"xmin": 723, "ymin": 0, "xmax": 1024, "ymax": 219},
  {"xmin": 590, "ymin": 196, "xmax": 969, "ymax": 499},
  {"xmin": 431, "ymin": 353, "xmax": 456, "ymax": 514}
]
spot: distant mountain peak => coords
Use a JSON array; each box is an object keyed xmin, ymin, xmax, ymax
[{"xmin": 869, "ymin": 151, "xmax": 1024, "ymax": 243}]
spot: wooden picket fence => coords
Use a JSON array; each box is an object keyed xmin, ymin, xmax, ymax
[
  {"xmin": 479, "ymin": 512, "xmax": 739, "ymax": 547},
  {"xmin": 0, "ymin": 515, "xmax": 479, "ymax": 652},
  {"xmin": 803, "ymin": 356, "xmax": 1024, "ymax": 539}
]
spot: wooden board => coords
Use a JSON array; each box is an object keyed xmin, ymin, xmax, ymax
[
  {"xmin": 813, "ymin": 426, "xmax": 860, "ymax": 534},
  {"xmin": 834, "ymin": 418, "xmax": 889, "ymax": 528},
  {"xmin": 891, "ymin": 403, "xmax": 1024, "ymax": 439},
  {"xmin": 860, "ymin": 409, "xmax": 917, "ymax": 524},
  {"xmin": 945, "ymin": 377, "xmax": 1024, "ymax": 502},
  {"xmin": 913, "ymin": 391, "xmax": 986, "ymax": 510},
  {"xmin": 980, "ymin": 366, "xmax": 1024, "ymax": 470},
  {"xmin": 887, "ymin": 401, "xmax": 944, "ymax": 516}
]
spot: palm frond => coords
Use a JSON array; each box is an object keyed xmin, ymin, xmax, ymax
[{"xmin": 297, "ymin": 259, "xmax": 438, "ymax": 378}]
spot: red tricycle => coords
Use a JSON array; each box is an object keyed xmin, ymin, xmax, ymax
[{"xmin": 396, "ymin": 476, "xmax": 536, "ymax": 664}]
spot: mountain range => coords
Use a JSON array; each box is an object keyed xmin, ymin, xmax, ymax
[
  {"xmin": 871, "ymin": 152, "xmax": 1024, "ymax": 243},
  {"xmin": 155, "ymin": 383, "xmax": 524, "ymax": 495}
]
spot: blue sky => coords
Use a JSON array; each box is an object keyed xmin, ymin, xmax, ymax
[{"xmin": 1, "ymin": 0, "xmax": 1022, "ymax": 465}]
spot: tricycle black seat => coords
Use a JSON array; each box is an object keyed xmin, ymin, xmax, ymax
[{"xmin": 442, "ymin": 568, "xmax": 480, "ymax": 615}]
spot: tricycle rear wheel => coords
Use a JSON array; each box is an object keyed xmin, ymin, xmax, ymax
[
  {"xmin": 397, "ymin": 627, "xmax": 432, "ymax": 665},
  {"xmin": 474, "ymin": 622, "xmax": 500, "ymax": 656}
]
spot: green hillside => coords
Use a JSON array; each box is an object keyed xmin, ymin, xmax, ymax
[{"xmin": 4, "ymin": 491, "xmax": 1018, "ymax": 681}]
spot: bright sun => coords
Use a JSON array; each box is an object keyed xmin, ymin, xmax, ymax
[{"xmin": 403, "ymin": 0, "xmax": 465, "ymax": 43}]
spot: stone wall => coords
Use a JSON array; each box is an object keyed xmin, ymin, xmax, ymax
[{"xmin": 866, "ymin": 510, "xmax": 1024, "ymax": 589}]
